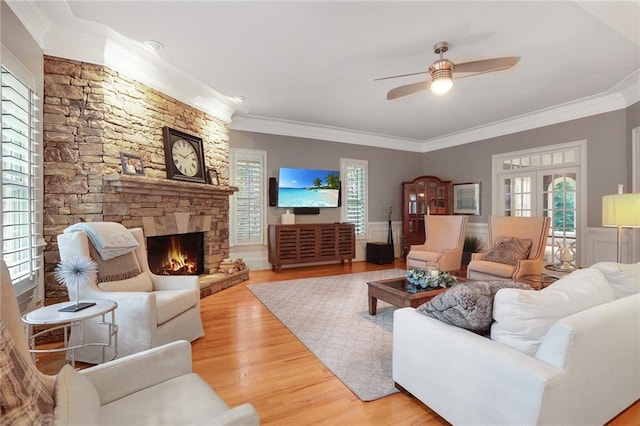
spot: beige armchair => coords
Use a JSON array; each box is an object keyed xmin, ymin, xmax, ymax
[
  {"xmin": 467, "ymin": 216, "xmax": 551, "ymax": 281},
  {"xmin": 406, "ymin": 215, "xmax": 468, "ymax": 273},
  {"xmin": 57, "ymin": 226, "xmax": 204, "ymax": 364},
  {"xmin": 0, "ymin": 260, "xmax": 259, "ymax": 426}
]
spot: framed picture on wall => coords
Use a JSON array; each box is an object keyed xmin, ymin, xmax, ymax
[
  {"xmin": 208, "ymin": 169, "xmax": 219, "ymax": 185},
  {"xmin": 453, "ymin": 182, "xmax": 481, "ymax": 215},
  {"xmin": 120, "ymin": 152, "xmax": 145, "ymax": 176}
]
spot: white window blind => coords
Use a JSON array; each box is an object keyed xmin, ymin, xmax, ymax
[
  {"xmin": 1, "ymin": 65, "xmax": 43, "ymax": 295},
  {"xmin": 341, "ymin": 158, "xmax": 368, "ymax": 237},
  {"xmin": 230, "ymin": 149, "xmax": 266, "ymax": 245}
]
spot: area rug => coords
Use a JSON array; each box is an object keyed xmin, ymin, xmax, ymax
[{"xmin": 248, "ymin": 269, "xmax": 406, "ymax": 401}]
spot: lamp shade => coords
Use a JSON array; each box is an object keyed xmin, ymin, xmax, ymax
[{"xmin": 602, "ymin": 193, "xmax": 640, "ymax": 227}]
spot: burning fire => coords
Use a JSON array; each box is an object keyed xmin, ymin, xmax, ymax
[{"xmin": 156, "ymin": 237, "xmax": 199, "ymax": 275}]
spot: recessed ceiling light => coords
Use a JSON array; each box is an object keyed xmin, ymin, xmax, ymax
[{"xmin": 143, "ymin": 40, "xmax": 164, "ymax": 52}]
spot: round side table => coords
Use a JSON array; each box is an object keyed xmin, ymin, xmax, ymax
[{"xmin": 22, "ymin": 299, "xmax": 118, "ymax": 367}]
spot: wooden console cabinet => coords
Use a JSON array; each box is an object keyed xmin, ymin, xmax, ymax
[
  {"xmin": 268, "ymin": 223, "xmax": 355, "ymax": 271},
  {"xmin": 402, "ymin": 175, "xmax": 452, "ymax": 256}
]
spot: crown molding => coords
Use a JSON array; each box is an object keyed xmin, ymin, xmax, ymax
[
  {"xmin": 8, "ymin": 0, "xmax": 241, "ymax": 124},
  {"xmin": 421, "ymin": 92, "xmax": 629, "ymax": 152},
  {"xmin": 9, "ymin": 0, "xmax": 639, "ymax": 149},
  {"xmin": 233, "ymin": 71, "xmax": 639, "ymax": 153},
  {"xmin": 421, "ymin": 70, "xmax": 639, "ymax": 152},
  {"xmin": 230, "ymin": 115, "xmax": 424, "ymax": 152}
]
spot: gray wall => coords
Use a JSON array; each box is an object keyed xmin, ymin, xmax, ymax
[
  {"xmin": 1, "ymin": 1, "xmax": 44, "ymax": 93},
  {"xmin": 231, "ymin": 103, "xmax": 637, "ymax": 229},
  {"xmin": 229, "ymin": 131, "xmax": 423, "ymax": 224},
  {"xmin": 422, "ymin": 105, "xmax": 638, "ymax": 227}
]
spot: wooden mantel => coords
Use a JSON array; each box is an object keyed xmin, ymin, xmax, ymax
[{"xmin": 104, "ymin": 174, "xmax": 238, "ymax": 197}]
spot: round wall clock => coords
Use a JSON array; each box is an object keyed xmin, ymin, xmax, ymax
[{"xmin": 162, "ymin": 127, "xmax": 207, "ymax": 183}]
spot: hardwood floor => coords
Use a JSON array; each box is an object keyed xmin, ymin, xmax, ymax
[{"xmin": 36, "ymin": 259, "xmax": 639, "ymax": 425}]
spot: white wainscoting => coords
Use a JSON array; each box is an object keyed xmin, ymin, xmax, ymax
[
  {"xmin": 466, "ymin": 222, "xmax": 489, "ymax": 249},
  {"xmin": 365, "ymin": 221, "xmax": 402, "ymax": 258},
  {"xmin": 467, "ymin": 224, "xmax": 636, "ymax": 266},
  {"xmin": 230, "ymin": 244, "xmax": 271, "ymax": 272},
  {"xmin": 585, "ymin": 227, "xmax": 639, "ymax": 265},
  {"xmin": 455, "ymin": 223, "xmax": 637, "ymax": 266},
  {"xmin": 231, "ymin": 223, "xmax": 638, "ymax": 272}
]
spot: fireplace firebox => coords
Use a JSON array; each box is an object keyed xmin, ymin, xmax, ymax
[{"xmin": 147, "ymin": 232, "xmax": 204, "ymax": 275}]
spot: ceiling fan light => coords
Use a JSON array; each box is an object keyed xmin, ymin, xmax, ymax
[
  {"xmin": 431, "ymin": 76, "xmax": 453, "ymax": 95},
  {"xmin": 430, "ymin": 66, "xmax": 452, "ymax": 95}
]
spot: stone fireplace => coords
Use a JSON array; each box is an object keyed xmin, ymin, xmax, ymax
[
  {"xmin": 42, "ymin": 55, "xmax": 245, "ymax": 305},
  {"xmin": 102, "ymin": 175, "xmax": 248, "ymax": 298}
]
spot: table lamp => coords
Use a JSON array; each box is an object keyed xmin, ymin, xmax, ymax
[{"xmin": 602, "ymin": 185, "xmax": 640, "ymax": 262}]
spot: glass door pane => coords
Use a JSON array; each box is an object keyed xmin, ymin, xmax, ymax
[
  {"xmin": 501, "ymin": 174, "xmax": 533, "ymax": 217},
  {"xmin": 542, "ymin": 170, "xmax": 578, "ymax": 268}
]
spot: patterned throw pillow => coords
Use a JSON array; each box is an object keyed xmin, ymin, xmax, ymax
[
  {"xmin": 417, "ymin": 280, "xmax": 531, "ymax": 335},
  {"xmin": 0, "ymin": 322, "xmax": 54, "ymax": 425},
  {"xmin": 482, "ymin": 236, "xmax": 533, "ymax": 266}
]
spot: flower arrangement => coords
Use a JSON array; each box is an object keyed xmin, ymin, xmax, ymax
[
  {"xmin": 405, "ymin": 267, "xmax": 457, "ymax": 293},
  {"xmin": 55, "ymin": 256, "xmax": 98, "ymax": 312}
]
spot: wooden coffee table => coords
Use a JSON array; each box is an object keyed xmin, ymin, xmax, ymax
[{"xmin": 367, "ymin": 276, "xmax": 465, "ymax": 315}]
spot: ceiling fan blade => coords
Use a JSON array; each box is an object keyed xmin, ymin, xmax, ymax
[
  {"xmin": 375, "ymin": 70, "xmax": 429, "ymax": 81},
  {"xmin": 387, "ymin": 81, "xmax": 430, "ymax": 100},
  {"xmin": 453, "ymin": 56, "xmax": 520, "ymax": 73}
]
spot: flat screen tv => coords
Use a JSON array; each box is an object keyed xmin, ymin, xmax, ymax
[{"xmin": 277, "ymin": 167, "xmax": 340, "ymax": 208}]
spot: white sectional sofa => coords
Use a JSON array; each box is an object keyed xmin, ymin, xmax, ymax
[{"xmin": 393, "ymin": 262, "xmax": 640, "ymax": 426}]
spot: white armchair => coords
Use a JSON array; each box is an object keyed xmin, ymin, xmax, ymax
[
  {"xmin": 57, "ymin": 227, "xmax": 204, "ymax": 364},
  {"xmin": 406, "ymin": 215, "xmax": 468, "ymax": 273},
  {"xmin": 0, "ymin": 260, "xmax": 259, "ymax": 426}
]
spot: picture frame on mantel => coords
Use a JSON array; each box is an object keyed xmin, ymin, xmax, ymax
[
  {"xmin": 208, "ymin": 169, "xmax": 219, "ymax": 186},
  {"xmin": 453, "ymin": 182, "xmax": 481, "ymax": 215},
  {"xmin": 120, "ymin": 152, "xmax": 145, "ymax": 176}
]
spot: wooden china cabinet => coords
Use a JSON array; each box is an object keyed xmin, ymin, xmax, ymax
[{"xmin": 401, "ymin": 175, "xmax": 452, "ymax": 256}]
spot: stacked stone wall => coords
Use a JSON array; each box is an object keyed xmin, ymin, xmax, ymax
[{"xmin": 43, "ymin": 55, "xmax": 231, "ymax": 304}]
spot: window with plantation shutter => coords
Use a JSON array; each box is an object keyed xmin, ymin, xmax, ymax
[
  {"xmin": 1, "ymin": 64, "xmax": 43, "ymax": 297},
  {"xmin": 340, "ymin": 158, "xmax": 368, "ymax": 238},
  {"xmin": 230, "ymin": 149, "xmax": 267, "ymax": 245}
]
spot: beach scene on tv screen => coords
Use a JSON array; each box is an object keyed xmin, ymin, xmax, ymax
[{"xmin": 278, "ymin": 168, "xmax": 340, "ymax": 207}]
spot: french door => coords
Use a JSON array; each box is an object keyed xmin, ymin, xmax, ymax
[{"xmin": 493, "ymin": 142, "xmax": 585, "ymax": 268}]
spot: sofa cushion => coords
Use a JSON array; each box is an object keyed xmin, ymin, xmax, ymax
[
  {"xmin": 417, "ymin": 280, "xmax": 531, "ymax": 334},
  {"xmin": 99, "ymin": 373, "xmax": 230, "ymax": 425},
  {"xmin": 491, "ymin": 268, "xmax": 615, "ymax": 356},
  {"xmin": 407, "ymin": 250, "xmax": 441, "ymax": 264},
  {"xmin": 155, "ymin": 290, "xmax": 198, "ymax": 325},
  {"xmin": 467, "ymin": 260, "xmax": 515, "ymax": 279},
  {"xmin": 0, "ymin": 322, "xmax": 54, "ymax": 425},
  {"xmin": 54, "ymin": 365, "xmax": 100, "ymax": 425},
  {"xmin": 97, "ymin": 270, "xmax": 154, "ymax": 293},
  {"xmin": 591, "ymin": 262, "xmax": 640, "ymax": 299},
  {"xmin": 482, "ymin": 236, "xmax": 532, "ymax": 266}
]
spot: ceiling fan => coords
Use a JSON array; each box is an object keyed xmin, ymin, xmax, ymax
[{"xmin": 376, "ymin": 41, "xmax": 520, "ymax": 100}]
